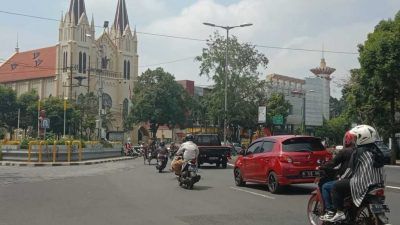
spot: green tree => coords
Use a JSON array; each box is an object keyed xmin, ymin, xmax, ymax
[
  {"xmin": 195, "ymin": 32, "xmax": 269, "ymax": 134},
  {"xmin": 77, "ymin": 92, "xmax": 98, "ymax": 139},
  {"xmin": 127, "ymin": 68, "xmax": 192, "ymax": 137},
  {"xmin": 315, "ymin": 115, "xmax": 351, "ymax": 146},
  {"xmin": 265, "ymin": 93, "xmax": 291, "ymax": 130},
  {"xmin": 17, "ymin": 90, "xmax": 39, "ymax": 132},
  {"xmin": 344, "ymin": 12, "xmax": 400, "ymax": 163},
  {"xmin": 0, "ymin": 86, "xmax": 18, "ymax": 133}
]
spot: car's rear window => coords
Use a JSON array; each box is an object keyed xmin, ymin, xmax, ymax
[
  {"xmin": 194, "ymin": 135, "xmax": 221, "ymax": 146},
  {"xmin": 375, "ymin": 141, "xmax": 390, "ymax": 152},
  {"xmin": 282, "ymin": 138, "xmax": 325, "ymax": 152}
]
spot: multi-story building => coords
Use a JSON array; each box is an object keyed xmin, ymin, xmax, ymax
[
  {"xmin": 266, "ymin": 57, "xmax": 335, "ymax": 132},
  {"xmin": 0, "ymin": 0, "xmax": 139, "ymax": 138}
]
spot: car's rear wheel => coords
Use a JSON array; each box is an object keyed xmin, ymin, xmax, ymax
[
  {"xmin": 267, "ymin": 171, "xmax": 281, "ymax": 194},
  {"xmin": 234, "ymin": 168, "xmax": 246, "ymax": 186}
]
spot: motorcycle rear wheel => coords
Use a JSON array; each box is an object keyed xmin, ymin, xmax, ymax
[
  {"xmin": 307, "ymin": 194, "xmax": 324, "ymax": 225},
  {"xmin": 355, "ymin": 205, "xmax": 383, "ymax": 225}
]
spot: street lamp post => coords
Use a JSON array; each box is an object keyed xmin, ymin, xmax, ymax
[
  {"xmin": 203, "ymin": 22, "xmax": 253, "ymax": 144},
  {"xmin": 63, "ymin": 96, "xmax": 68, "ymax": 138}
]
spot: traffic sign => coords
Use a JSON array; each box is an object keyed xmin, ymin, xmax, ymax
[
  {"xmin": 272, "ymin": 115, "xmax": 283, "ymax": 125},
  {"xmin": 42, "ymin": 118, "xmax": 50, "ymax": 129}
]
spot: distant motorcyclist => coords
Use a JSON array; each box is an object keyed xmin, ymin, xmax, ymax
[
  {"xmin": 326, "ymin": 125, "xmax": 385, "ymax": 222},
  {"xmin": 156, "ymin": 142, "xmax": 168, "ymax": 171},
  {"xmin": 157, "ymin": 141, "xmax": 168, "ymax": 156}
]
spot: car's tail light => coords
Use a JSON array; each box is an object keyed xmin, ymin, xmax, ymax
[
  {"xmin": 227, "ymin": 151, "xmax": 231, "ymax": 159},
  {"xmin": 279, "ymin": 155, "xmax": 293, "ymax": 163}
]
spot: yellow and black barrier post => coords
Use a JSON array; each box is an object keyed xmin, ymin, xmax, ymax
[
  {"xmin": 65, "ymin": 141, "xmax": 71, "ymax": 162},
  {"xmin": 28, "ymin": 141, "xmax": 40, "ymax": 162},
  {"xmin": 52, "ymin": 141, "xmax": 57, "ymax": 163},
  {"xmin": 72, "ymin": 140, "xmax": 83, "ymax": 161}
]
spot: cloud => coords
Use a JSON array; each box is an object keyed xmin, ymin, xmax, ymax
[{"xmin": 1, "ymin": 0, "xmax": 400, "ymax": 98}]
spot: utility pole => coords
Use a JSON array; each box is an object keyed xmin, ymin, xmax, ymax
[{"xmin": 203, "ymin": 22, "xmax": 253, "ymax": 145}]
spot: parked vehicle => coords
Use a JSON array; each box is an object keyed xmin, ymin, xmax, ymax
[
  {"xmin": 193, "ymin": 134, "xmax": 231, "ymax": 168},
  {"xmin": 234, "ymin": 135, "xmax": 332, "ymax": 193},
  {"xmin": 375, "ymin": 141, "xmax": 391, "ymax": 164},
  {"xmin": 307, "ymin": 171, "xmax": 390, "ymax": 225},
  {"xmin": 178, "ymin": 159, "xmax": 201, "ymax": 189}
]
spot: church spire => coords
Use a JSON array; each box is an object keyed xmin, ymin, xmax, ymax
[
  {"xmin": 114, "ymin": 0, "xmax": 130, "ymax": 36},
  {"xmin": 69, "ymin": 0, "xmax": 86, "ymax": 25}
]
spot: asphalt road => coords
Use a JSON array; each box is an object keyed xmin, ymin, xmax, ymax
[{"xmin": 0, "ymin": 159, "xmax": 399, "ymax": 225}]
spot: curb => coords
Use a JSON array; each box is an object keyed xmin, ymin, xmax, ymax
[{"xmin": 0, "ymin": 156, "xmax": 136, "ymax": 167}]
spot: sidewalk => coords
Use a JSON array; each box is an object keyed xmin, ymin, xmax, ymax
[{"xmin": 0, "ymin": 156, "xmax": 136, "ymax": 167}]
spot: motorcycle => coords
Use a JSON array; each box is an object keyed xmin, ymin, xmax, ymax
[
  {"xmin": 307, "ymin": 171, "xmax": 390, "ymax": 225},
  {"xmin": 178, "ymin": 159, "xmax": 201, "ymax": 190},
  {"xmin": 156, "ymin": 153, "xmax": 168, "ymax": 173}
]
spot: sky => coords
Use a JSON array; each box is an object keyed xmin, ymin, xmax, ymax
[{"xmin": 0, "ymin": 0, "xmax": 399, "ymax": 98}]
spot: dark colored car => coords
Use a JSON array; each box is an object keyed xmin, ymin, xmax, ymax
[
  {"xmin": 234, "ymin": 135, "xmax": 332, "ymax": 193},
  {"xmin": 194, "ymin": 134, "xmax": 231, "ymax": 168},
  {"xmin": 375, "ymin": 141, "xmax": 391, "ymax": 164}
]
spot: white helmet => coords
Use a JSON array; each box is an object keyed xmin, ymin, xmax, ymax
[{"xmin": 350, "ymin": 125, "xmax": 378, "ymax": 145}]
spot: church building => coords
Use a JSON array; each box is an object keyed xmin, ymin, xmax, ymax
[{"xmin": 0, "ymin": 0, "xmax": 139, "ymax": 137}]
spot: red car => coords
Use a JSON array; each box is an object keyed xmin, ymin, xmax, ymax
[{"xmin": 234, "ymin": 135, "xmax": 332, "ymax": 193}]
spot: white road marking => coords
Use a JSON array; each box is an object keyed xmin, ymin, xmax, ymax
[
  {"xmin": 230, "ymin": 186, "xmax": 276, "ymax": 200},
  {"xmin": 387, "ymin": 185, "xmax": 400, "ymax": 190},
  {"xmin": 384, "ymin": 165, "xmax": 400, "ymax": 168},
  {"xmin": 228, "ymin": 163, "xmax": 234, "ymax": 167}
]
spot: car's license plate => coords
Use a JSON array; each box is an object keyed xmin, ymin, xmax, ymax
[
  {"xmin": 302, "ymin": 170, "xmax": 319, "ymax": 177},
  {"xmin": 208, "ymin": 157, "xmax": 219, "ymax": 160},
  {"xmin": 369, "ymin": 204, "xmax": 388, "ymax": 213}
]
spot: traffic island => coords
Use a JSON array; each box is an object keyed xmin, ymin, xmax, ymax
[{"xmin": 0, "ymin": 156, "xmax": 136, "ymax": 167}]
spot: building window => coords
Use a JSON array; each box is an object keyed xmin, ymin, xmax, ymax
[
  {"xmin": 102, "ymin": 93, "xmax": 112, "ymax": 109},
  {"xmin": 83, "ymin": 53, "xmax": 87, "ymax": 74},
  {"xmin": 123, "ymin": 60, "xmax": 127, "ymax": 79},
  {"xmin": 79, "ymin": 52, "xmax": 82, "ymax": 73},
  {"xmin": 127, "ymin": 61, "xmax": 130, "ymax": 80},
  {"xmin": 123, "ymin": 98, "xmax": 129, "ymax": 121}
]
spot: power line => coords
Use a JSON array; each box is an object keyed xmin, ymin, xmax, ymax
[
  {"xmin": 0, "ymin": 9, "xmax": 359, "ymax": 55},
  {"xmin": 139, "ymin": 56, "xmax": 197, "ymax": 68}
]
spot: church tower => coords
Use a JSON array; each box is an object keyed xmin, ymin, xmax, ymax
[
  {"xmin": 57, "ymin": 0, "xmax": 95, "ymax": 99},
  {"xmin": 109, "ymin": 0, "xmax": 139, "ymax": 84}
]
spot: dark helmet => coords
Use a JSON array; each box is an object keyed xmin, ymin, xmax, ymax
[
  {"xmin": 160, "ymin": 142, "xmax": 165, "ymax": 147},
  {"xmin": 185, "ymin": 134, "xmax": 194, "ymax": 142}
]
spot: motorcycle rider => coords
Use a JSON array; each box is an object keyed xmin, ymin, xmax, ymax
[
  {"xmin": 325, "ymin": 125, "xmax": 385, "ymax": 222},
  {"xmin": 124, "ymin": 138, "xmax": 133, "ymax": 156},
  {"xmin": 156, "ymin": 141, "xmax": 168, "ymax": 170},
  {"xmin": 319, "ymin": 130, "xmax": 356, "ymax": 220},
  {"xmin": 176, "ymin": 134, "xmax": 199, "ymax": 163}
]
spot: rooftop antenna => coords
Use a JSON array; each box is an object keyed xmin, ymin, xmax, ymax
[{"xmin": 15, "ymin": 33, "xmax": 19, "ymax": 53}]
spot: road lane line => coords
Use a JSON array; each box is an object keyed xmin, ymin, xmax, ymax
[
  {"xmin": 387, "ymin": 185, "xmax": 400, "ymax": 190},
  {"xmin": 230, "ymin": 186, "xmax": 275, "ymax": 200}
]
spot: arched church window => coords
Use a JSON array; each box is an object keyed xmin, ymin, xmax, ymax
[
  {"xmin": 123, "ymin": 60, "xmax": 127, "ymax": 79},
  {"xmin": 83, "ymin": 53, "xmax": 87, "ymax": 74},
  {"xmin": 102, "ymin": 93, "xmax": 112, "ymax": 109},
  {"xmin": 127, "ymin": 61, "xmax": 131, "ymax": 80},
  {"xmin": 123, "ymin": 98, "xmax": 129, "ymax": 121},
  {"xmin": 79, "ymin": 52, "xmax": 83, "ymax": 73}
]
